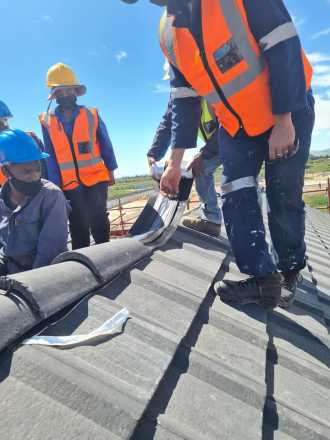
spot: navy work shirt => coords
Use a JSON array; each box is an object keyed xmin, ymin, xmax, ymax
[
  {"xmin": 0, "ymin": 179, "xmax": 69, "ymax": 273},
  {"xmin": 167, "ymin": 0, "xmax": 310, "ymax": 150}
]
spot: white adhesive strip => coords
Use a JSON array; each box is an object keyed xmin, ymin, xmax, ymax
[{"xmin": 22, "ymin": 308, "xmax": 130, "ymax": 348}]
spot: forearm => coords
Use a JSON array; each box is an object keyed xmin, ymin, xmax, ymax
[{"xmin": 244, "ymin": 0, "xmax": 307, "ymax": 114}]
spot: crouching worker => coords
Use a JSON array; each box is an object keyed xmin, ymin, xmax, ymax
[{"xmin": 0, "ymin": 129, "xmax": 69, "ymax": 275}]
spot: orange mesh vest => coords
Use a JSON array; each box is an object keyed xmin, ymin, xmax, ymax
[
  {"xmin": 0, "ymin": 169, "xmax": 6, "ymax": 185},
  {"xmin": 39, "ymin": 107, "xmax": 109, "ymax": 190},
  {"xmin": 160, "ymin": 0, "xmax": 313, "ymax": 136}
]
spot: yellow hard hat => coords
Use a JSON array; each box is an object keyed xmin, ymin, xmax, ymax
[{"xmin": 46, "ymin": 63, "xmax": 87, "ymax": 99}]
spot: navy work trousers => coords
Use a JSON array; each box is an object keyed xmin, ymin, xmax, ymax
[
  {"xmin": 65, "ymin": 182, "xmax": 110, "ymax": 250},
  {"xmin": 219, "ymin": 93, "xmax": 315, "ymax": 277}
]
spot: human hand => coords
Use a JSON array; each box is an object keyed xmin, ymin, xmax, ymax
[
  {"xmin": 160, "ymin": 164, "xmax": 181, "ymax": 198},
  {"xmin": 187, "ymin": 153, "xmax": 203, "ymax": 176},
  {"xmin": 269, "ymin": 114, "xmax": 295, "ymax": 161},
  {"xmin": 109, "ymin": 171, "xmax": 115, "ymax": 186},
  {"xmin": 147, "ymin": 156, "xmax": 156, "ymax": 167}
]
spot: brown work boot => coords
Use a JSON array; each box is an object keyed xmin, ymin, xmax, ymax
[
  {"xmin": 214, "ymin": 272, "xmax": 283, "ymax": 309},
  {"xmin": 182, "ymin": 216, "xmax": 221, "ymax": 237}
]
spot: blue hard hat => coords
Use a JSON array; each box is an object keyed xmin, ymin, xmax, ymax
[
  {"xmin": 0, "ymin": 129, "xmax": 49, "ymax": 164},
  {"xmin": 0, "ymin": 100, "xmax": 13, "ymax": 118}
]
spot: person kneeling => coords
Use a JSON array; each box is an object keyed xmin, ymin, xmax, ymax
[{"xmin": 0, "ymin": 129, "xmax": 69, "ymax": 275}]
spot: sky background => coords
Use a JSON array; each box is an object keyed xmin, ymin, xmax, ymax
[{"xmin": 1, "ymin": 0, "xmax": 330, "ymax": 177}]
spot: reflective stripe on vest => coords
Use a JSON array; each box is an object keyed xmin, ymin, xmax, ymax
[
  {"xmin": 160, "ymin": 1, "xmax": 313, "ymax": 137},
  {"xmin": 39, "ymin": 107, "xmax": 109, "ymax": 190}
]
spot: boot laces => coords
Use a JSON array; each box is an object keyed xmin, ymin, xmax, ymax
[
  {"xmin": 238, "ymin": 277, "xmax": 258, "ymax": 289},
  {"xmin": 283, "ymin": 271, "xmax": 303, "ymax": 290}
]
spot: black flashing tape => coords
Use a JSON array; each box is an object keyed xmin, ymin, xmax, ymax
[
  {"xmin": 6, "ymin": 261, "xmax": 99, "ymax": 320},
  {"xmin": 0, "ymin": 277, "xmax": 44, "ymax": 319},
  {"xmin": 53, "ymin": 238, "xmax": 152, "ymax": 284},
  {"xmin": 178, "ymin": 177, "xmax": 194, "ymax": 202},
  {"xmin": 0, "ymin": 291, "xmax": 40, "ymax": 352},
  {"xmin": 129, "ymin": 195, "xmax": 160, "ymax": 237}
]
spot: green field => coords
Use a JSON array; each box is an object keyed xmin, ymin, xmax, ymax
[
  {"xmin": 303, "ymin": 193, "xmax": 329, "ymax": 210},
  {"xmin": 305, "ymin": 157, "xmax": 330, "ymax": 174},
  {"xmin": 110, "ymin": 157, "xmax": 330, "ymax": 214},
  {"xmin": 109, "ymin": 175, "xmax": 157, "ymax": 200}
]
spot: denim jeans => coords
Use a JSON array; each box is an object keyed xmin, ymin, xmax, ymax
[
  {"xmin": 219, "ymin": 92, "xmax": 315, "ymax": 277},
  {"xmin": 195, "ymin": 155, "xmax": 222, "ymax": 225}
]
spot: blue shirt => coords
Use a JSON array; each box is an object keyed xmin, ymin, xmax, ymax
[
  {"xmin": 148, "ymin": 100, "xmax": 219, "ymax": 161},
  {"xmin": 168, "ymin": 0, "xmax": 310, "ymax": 149},
  {"xmin": 0, "ymin": 179, "xmax": 69, "ymax": 273},
  {"xmin": 41, "ymin": 105, "xmax": 118, "ymax": 187}
]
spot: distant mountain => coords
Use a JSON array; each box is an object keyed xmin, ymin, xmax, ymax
[{"xmin": 310, "ymin": 148, "xmax": 330, "ymax": 157}]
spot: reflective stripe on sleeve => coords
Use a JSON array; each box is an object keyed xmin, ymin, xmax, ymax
[
  {"xmin": 259, "ymin": 22, "xmax": 298, "ymax": 52},
  {"xmin": 171, "ymin": 87, "xmax": 199, "ymax": 99}
]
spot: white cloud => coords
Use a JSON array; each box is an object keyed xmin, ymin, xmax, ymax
[
  {"xmin": 314, "ymin": 92, "xmax": 330, "ymax": 132},
  {"xmin": 313, "ymin": 74, "xmax": 330, "ymax": 88},
  {"xmin": 313, "ymin": 64, "xmax": 330, "ymax": 74},
  {"xmin": 292, "ymin": 15, "xmax": 305, "ymax": 29},
  {"xmin": 42, "ymin": 15, "xmax": 53, "ymax": 22},
  {"xmin": 308, "ymin": 52, "xmax": 330, "ymax": 63},
  {"xmin": 153, "ymin": 83, "xmax": 170, "ymax": 94},
  {"xmin": 312, "ymin": 27, "xmax": 330, "ymax": 39},
  {"xmin": 115, "ymin": 51, "xmax": 128, "ymax": 63}
]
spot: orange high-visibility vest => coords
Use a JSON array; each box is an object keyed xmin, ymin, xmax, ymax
[
  {"xmin": 39, "ymin": 107, "xmax": 109, "ymax": 190},
  {"xmin": 0, "ymin": 170, "xmax": 5, "ymax": 185},
  {"xmin": 160, "ymin": 1, "xmax": 313, "ymax": 137}
]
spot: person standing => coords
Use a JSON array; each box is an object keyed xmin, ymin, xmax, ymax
[
  {"xmin": 148, "ymin": 98, "xmax": 222, "ymax": 236},
  {"xmin": 39, "ymin": 63, "xmax": 118, "ymax": 249},
  {"xmin": 120, "ymin": 0, "xmax": 315, "ymax": 309}
]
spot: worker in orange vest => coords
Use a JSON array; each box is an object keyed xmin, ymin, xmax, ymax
[
  {"xmin": 39, "ymin": 63, "xmax": 118, "ymax": 250},
  {"xmin": 121, "ymin": 0, "xmax": 315, "ymax": 310}
]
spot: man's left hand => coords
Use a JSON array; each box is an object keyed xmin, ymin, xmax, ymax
[
  {"xmin": 269, "ymin": 113, "xmax": 296, "ymax": 161},
  {"xmin": 109, "ymin": 171, "xmax": 116, "ymax": 186}
]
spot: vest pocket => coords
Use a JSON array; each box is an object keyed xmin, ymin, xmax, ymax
[
  {"xmin": 214, "ymin": 38, "xmax": 243, "ymax": 74},
  {"xmin": 78, "ymin": 141, "xmax": 92, "ymax": 154}
]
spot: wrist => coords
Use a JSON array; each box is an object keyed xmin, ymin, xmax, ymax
[
  {"xmin": 275, "ymin": 113, "xmax": 292, "ymax": 126},
  {"xmin": 168, "ymin": 148, "xmax": 185, "ymax": 167}
]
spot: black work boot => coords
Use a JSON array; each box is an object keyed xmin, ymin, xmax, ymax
[
  {"xmin": 214, "ymin": 272, "xmax": 282, "ymax": 309},
  {"xmin": 279, "ymin": 270, "xmax": 303, "ymax": 309}
]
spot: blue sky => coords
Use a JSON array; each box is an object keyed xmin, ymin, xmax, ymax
[{"xmin": 1, "ymin": 0, "xmax": 330, "ymax": 176}]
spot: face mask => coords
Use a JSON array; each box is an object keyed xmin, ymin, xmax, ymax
[
  {"xmin": 56, "ymin": 95, "xmax": 77, "ymax": 110},
  {"xmin": 0, "ymin": 119, "xmax": 9, "ymax": 131},
  {"xmin": 5, "ymin": 167, "xmax": 42, "ymax": 197}
]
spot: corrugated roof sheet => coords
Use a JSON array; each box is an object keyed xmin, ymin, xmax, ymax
[{"xmin": 0, "ymin": 208, "xmax": 329, "ymax": 440}]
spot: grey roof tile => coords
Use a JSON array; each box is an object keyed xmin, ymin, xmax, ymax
[{"xmin": 0, "ymin": 209, "xmax": 330, "ymax": 440}]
